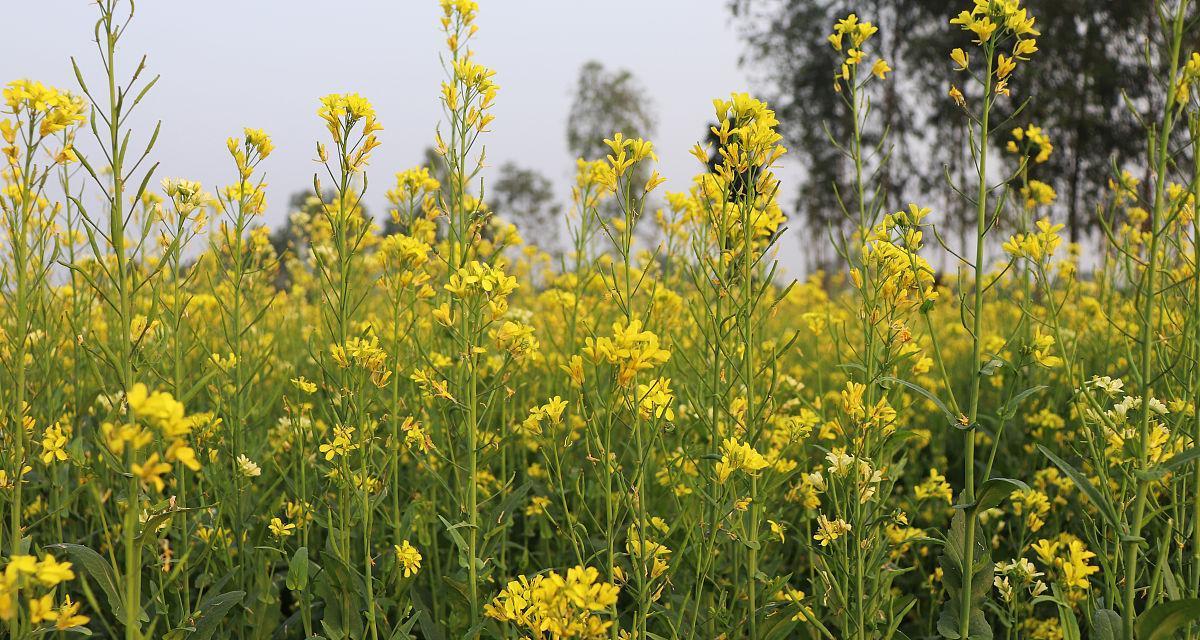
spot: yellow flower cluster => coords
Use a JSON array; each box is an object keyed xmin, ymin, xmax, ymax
[
  {"xmin": 949, "ymin": 0, "xmax": 1038, "ymax": 100},
  {"xmin": 602, "ymin": 132, "xmax": 662, "ymax": 192},
  {"xmin": 493, "ymin": 320, "xmax": 539, "ymax": 361},
  {"xmin": 518, "ymin": 396, "xmax": 568, "ymax": 437},
  {"xmin": 39, "ymin": 422, "xmax": 70, "ymax": 465},
  {"xmin": 317, "ymin": 93, "xmax": 383, "ymax": 172},
  {"xmin": 446, "ymin": 261, "xmax": 518, "ymax": 301},
  {"xmin": 950, "ymin": 0, "xmax": 1038, "ymax": 47},
  {"xmin": 636, "ymin": 377, "xmax": 675, "ymax": 422},
  {"xmin": 1009, "ymin": 488, "xmax": 1051, "ymax": 532},
  {"xmin": 319, "ymin": 425, "xmax": 360, "ymax": 461},
  {"xmin": 1007, "ymin": 124, "xmax": 1053, "ymax": 163},
  {"xmin": 2, "ymin": 80, "xmax": 86, "ymax": 136},
  {"xmin": 715, "ymin": 437, "xmax": 769, "ymax": 483},
  {"xmin": 1019, "ymin": 180, "xmax": 1056, "ymax": 210},
  {"xmin": 1173, "ymin": 52, "xmax": 1200, "ymax": 103},
  {"xmin": 915, "ymin": 468, "xmax": 954, "ymax": 504},
  {"xmin": 0, "ymin": 553, "xmax": 88, "ymax": 630},
  {"xmin": 814, "ymin": 514, "xmax": 853, "ymax": 546},
  {"xmin": 330, "ymin": 336, "xmax": 393, "ymax": 388},
  {"xmin": 162, "ymin": 177, "xmax": 207, "ymax": 213},
  {"xmin": 582, "ymin": 319, "xmax": 671, "ymax": 387},
  {"xmin": 103, "ymin": 384, "xmax": 202, "ymax": 488},
  {"xmin": 438, "ymin": 0, "xmax": 497, "ymax": 142},
  {"xmin": 1032, "ymin": 536, "xmax": 1099, "ymax": 590},
  {"xmin": 485, "ymin": 566, "xmax": 620, "ymax": 640},
  {"xmin": 828, "ymin": 14, "xmax": 890, "ymax": 85},
  {"xmin": 394, "ymin": 540, "xmax": 422, "ymax": 578},
  {"xmin": 387, "ymin": 166, "xmax": 440, "ymax": 222},
  {"xmin": 1002, "ymin": 218, "xmax": 1064, "ymax": 262}
]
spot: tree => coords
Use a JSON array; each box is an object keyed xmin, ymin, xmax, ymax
[
  {"xmin": 729, "ymin": 0, "xmax": 1157, "ymax": 259},
  {"xmin": 491, "ymin": 162, "xmax": 561, "ymax": 252},
  {"xmin": 566, "ymin": 60, "xmax": 656, "ymax": 161}
]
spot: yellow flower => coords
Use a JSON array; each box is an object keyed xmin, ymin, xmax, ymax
[
  {"xmin": 54, "ymin": 596, "xmax": 89, "ymax": 630},
  {"xmin": 290, "ymin": 376, "xmax": 317, "ymax": 394},
  {"xmin": 951, "ymin": 48, "xmax": 970, "ymax": 70},
  {"xmin": 636, "ymin": 377, "xmax": 675, "ymax": 422},
  {"xmin": 871, "ymin": 59, "xmax": 892, "ymax": 79},
  {"xmin": 242, "ymin": 127, "xmax": 274, "ymax": 158},
  {"xmin": 715, "ymin": 438, "xmax": 769, "ymax": 483},
  {"xmin": 485, "ymin": 566, "xmax": 619, "ymax": 637},
  {"xmin": 996, "ymin": 53, "xmax": 1016, "ymax": 80},
  {"xmin": 915, "ymin": 468, "xmax": 954, "ymax": 504},
  {"xmin": 394, "ymin": 540, "xmax": 422, "ymax": 578},
  {"xmin": 561, "ymin": 355, "xmax": 585, "ymax": 387},
  {"xmin": 40, "ymin": 423, "xmax": 69, "ymax": 464},
  {"xmin": 28, "ymin": 592, "xmax": 56, "ymax": 624},
  {"xmin": 400, "ymin": 418, "xmax": 433, "ymax": 453},
  {"xmin": 1032, "ymin": 328, "xmax": 1063, "ymax": 368},
  {"xmin": 269, "ymin": 517, "xmax": 296, "ymax": 538},
  {"xmin": 2, "ymin": 80, "xmax": 86, "ymax": 135},
  {"xmin": 126, "ymin": 383, "xmax": 191, "ymax": 438},
  {"xmin": 949, "ymin": 85, "xmax": 966, "ymax": 108},
  {"xmin": 132, "ymin": 454, "xmax": 172, "ymax": 493},
  {"xmin": 35, "ymin": 555, "xmax": 75, "ymax": 587},
  {"xmin": 6, "ymin": 554, "xmax": 39, "ymax": 578},
  {"xmin": 814, "ymin": 514, "xmax": 852, "ymax": 546},
  {"xmin": 525, "ymin": 496, "xmax": 551, "ymax": 517},
  {"xmin": 1015, "ymin": 38, "xmax": 1038, "ymax": 58},
  {"xmin": 166, "ymin": 439, "xmax": 202, "ymax": 472},
  {"xmin": 768, "ymin": 520, "xmax": 786, "ymax": 543}
]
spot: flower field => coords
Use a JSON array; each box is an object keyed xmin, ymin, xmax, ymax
[{"xmin": 4, "ymin": 0, "xmax": 1200, "ymax": 638}]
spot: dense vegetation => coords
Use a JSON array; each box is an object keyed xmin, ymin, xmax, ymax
[{"xmin": 3, "ymin": 1, "xmax": 1200, "ymax": 639}]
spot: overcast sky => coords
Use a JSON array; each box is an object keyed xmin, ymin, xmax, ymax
[{"xmin": 2, "ymin": 0, "xmax": 807, "ymax": 273}]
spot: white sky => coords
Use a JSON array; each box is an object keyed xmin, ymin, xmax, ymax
[{"xmin": 2, "ymin": 0, "xmax": 807, "ymax": 274}]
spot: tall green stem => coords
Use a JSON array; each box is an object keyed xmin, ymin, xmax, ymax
[
  {"xmin": 1124, "ymin": 6, "xmax": 1185, "ymax": 637},
  {"xmin": 960, "ymin": 45, "xmax": 994, "ymax": 640}
]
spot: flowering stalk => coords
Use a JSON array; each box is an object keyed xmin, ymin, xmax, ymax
[
  {"xmin": 1189, "ymin": 87, "xmax": 1200, "ymax": 611},
  {"xmin": 432, "ymin": 1, "xmax": 499, "ymax": 630},
  {"xmin": 211, "ymin": 128, "xmax": 273, "ymax": 634},
  {"xmin": 66, "ymin": 1, "xmax": 164, "ymax": 637},
  {"xmin": 1, "ymin": 76, "xmax": 84, "ymax": 639},
  {"xmin": 158, "ymin": 175, "xmax": 208, "ymax": 616},
  {"xmin": 1123, "ymin": 3, "xmax": 1188, "ymax": 636},
  {"xmin": 313, "ymin": 91, "xmax": 383, "ymax": 637},
  {"xmin": 938, "ymin": 3, "xmax": 1042, "ymax": 638},
  {"xmin": 599, "ymin": 131, "xmax": 663, "ymax": 636}
]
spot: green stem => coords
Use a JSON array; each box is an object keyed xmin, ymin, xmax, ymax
[{"xmin": 960, "ymin": 44, "xmax": 995, "ymax": 640}]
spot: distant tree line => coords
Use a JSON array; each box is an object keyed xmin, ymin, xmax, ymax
[{"xmin": 728, "ymin": 0, "xmax": 1193, "ymax": 270}]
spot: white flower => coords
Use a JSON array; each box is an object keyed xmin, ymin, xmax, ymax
[
  {"xmin": 1088, "ymin": 375, "xmax": 1124, "ymax": 397},
  {"xmin": 237, "ymin": 454, "xmax": 262, "ymax": 478}
]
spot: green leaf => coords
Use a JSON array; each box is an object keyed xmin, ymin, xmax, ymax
[
  {"xmin": 880, "ymin": 377, "xmax": 958, "ymax": 428},
  {"xmin": 1136, "ymin": 598, "xmax": 1200, "ymax": 640},
  {"xmin": 287, "ymin": 546, "xmax": 310, "ymax": 592},
  {"xmin": 438, "ymin": 515, "xmax": 475, "ymax": 570},
  {"xmin": 46, "ymin": 543, "xmax": 135, "ymax": 622},
  {"xmin": 937, "ymin": 604, "xmax": 992, "ymax": 639},
  {"xmin": 1091, "ymin": 609, "xmax": 1121, "ymax": 640},
  {"xmin": 998, "ymin": 385, "xmax": 1047, "ymax": 420},
  {"xmin": 1051, "ymin": 583, "xmax": 1082, "ymax": 640},
  {"xmin": 937, "ymin": 511, "xmax": 993, "ymax": 640},
  {"xmin": 190, "ymin": 591, "xmax": 245, "ymax": 640},
  {"xmin": 1036, "ymin": 445, "xmax": 1122, "ymax": 531},
  {"xmin": 33, "ymin": 626, "xmax": 92, "ymax": 636},
  {"xmin": 956, "ymin": 477, "xmax": 1029, "ymax": 513},
  {"xmin": 1164, "ymin": 446, "xmax": 1200, "ymax": 471}
]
